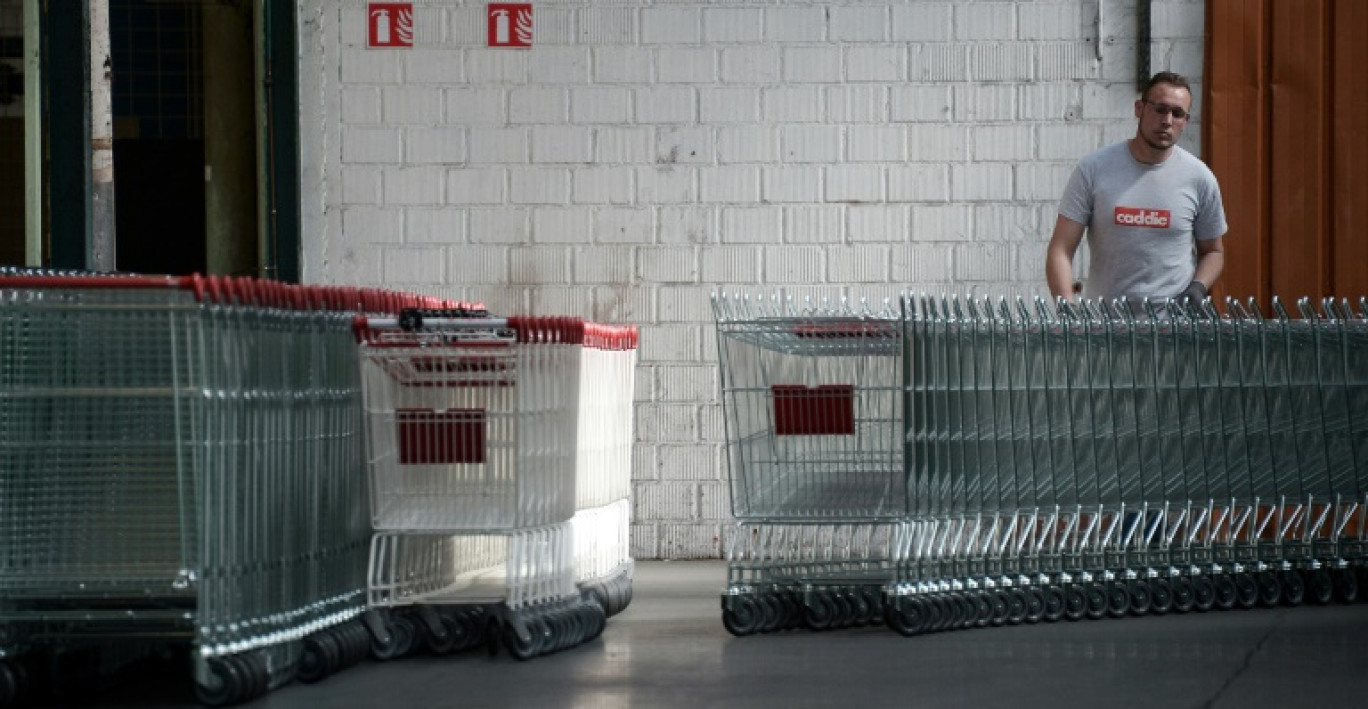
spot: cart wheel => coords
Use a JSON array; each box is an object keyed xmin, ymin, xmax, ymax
[
  {"xmin": 1335, "ymin": 568, "xmax": 1359, "ymax": 604},
  {"xmin": 1212, "ymin": 574, "xmax": 1237, "ymax": 611},
  {"xmin": 1003, "ymin": 588, "xmax": 1026, "ymax": 625},
  {"xmin": 371, "ymin": 616, "xmax": 410, "ymax": 661},
  {"xmin": 958, "ymin": 593, "xmax": 978, "ymax": 630},
  {"xmin": 504, "ymin": 621, "xmax": 540, "ymax": 661},
  {"xmin": 800, "ymin": 592, "xmax": 834, "ymax": 631},
  {"xmin": 423, "ymin": 616, "xmax": 458, "ymax": 655},
  {"xmin": 847, "ymin": 589, "xmax": 872, "ymax": 627},
  {"xmin": 887, "ymin": 598, "xmax": 926, "ymax": 637},
  {"xmin": 831, "ymin": 590, "xmax": 855, "ymax": 629},
  {"xmin": 1309, "ymin": 568, "xmax": 1334, "ymax": 605},
  {"xmin": 239, "ymin": 652, "xmax": 271, "ymax": 702},
  {"xmin": 722, "ymin": 596, "xmax": 761, "ymax": 637},
  {"xmin": 984, "ymin": 590, "xmax": 1006, "ymax": 627},
  {"xmin": 1042, "ymin": 586, "xmax": 1066, "ymax": 623},
  {"xmin": 1150, "ymin": 578, "xmax": 1173, "ymax": 615},
  {"xmin": 1127, "ymin": 579, "xmax": 1152, "ymax": 616},
  {"xmin": 1257, "ymin": 571, "xmax": 1282, "ymax": 607},
  {"xmin": 1281, "ymin": 570, "xmax": 1305, "ymax": 606},
  {"xmin": 1233, "ymin": 573, "xmax": 1259, "ymax": 609},
  {"xmin": 1105, "ymin": 581, "xmax": 1129, "ymax": 618},
  {"xmin": 865, "ymin": 587, "xmax": 885, "ymax": 626},
  {"xmin": 1192, "ymin": 575, "xmax": 1216, "ymax": 612},
  {"xmin": 1084, "ymin": 583, "xmax": 1107, "ymax": 620},
  {"xmin": 0, "ymin": 660, "xmax": 22, "ymax": 708},
  {"xmin": 299, "ymin": 632, "xmax": 340, "ymax": 683},
  {"xmin": 1172, "ymin": 576, "xmax": 1195, "ymax": 613},
  {"xmin": 1020, "ymin": 587, "xmax": 1045, "ymax": 624},
  {"xmin": 1064, "ymin": 585, "xmax": 1087, "ymax": 621},
  {"xmin": 194, "ymin": 657, "xmax": 246, "ymax": 708},
  {"xmin": 971, "ymin": 590, "xmax": 994, "ymax": 627}
]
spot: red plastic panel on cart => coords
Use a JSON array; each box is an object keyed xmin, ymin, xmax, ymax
[
  {"xmin": 771, "ymin": 385, "xmax": 854, "ymax": 436},
  {"xmin": 396, "ymin": 408, "xmax": 487, "ymax": 464}
]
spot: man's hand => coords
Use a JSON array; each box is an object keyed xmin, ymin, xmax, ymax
[{"xmin": 1182, "ymin": 280, "xmax": 1207, "ymax": 302}]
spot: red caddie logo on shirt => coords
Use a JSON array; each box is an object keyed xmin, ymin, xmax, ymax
[{"xmin": 1114, "ymin": 206, "xmax": 1171, "ymax": 228}]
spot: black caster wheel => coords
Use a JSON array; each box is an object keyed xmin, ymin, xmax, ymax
[
  {"xmin": 989, "ymin": 590, "xmax": 1010, "ymax": 627},
  {"xmin": 971, "ymin": 590, "xmax": 993, "ymax": 628},
  {"xmin": 504, "ymin": 621, "xmax": 540, "ymax": 661},
  {"xmin": 1192, "ymin": 576, "xmax": 1216, "ymax": 612},
  {"xmin": 1106, "ymin": 582, "xmax": 1130, "ymax": 618},
  {"xmin": 1335, "ymin": 568, "xmax": 1359, "ymax": 604},
  {"xmin": 1309, "ymin": 568, "xmax": 1334, "ymax": 605},
  {"xmin": 1042, "ymin": 586, "xmax": 1066, "ymax": 622},
  {"xmin": 887, "ymin": 597, "xmax": 927, "ymax": 637},
  {"xmin": 722, "ymin": 595, "xmax": 762, "ymax": 637},
  {"xmin": 1213, "ymin": 574, "xmax": 1238, "ymax": 611},
  {"xmin": 831, "ymin": 591, "xmax": 855, "ymax": 629},
  {"xmin": 1005, "ymin": 588, "xmax": 1027, "ymax": 625},
  {"xmin": 1281, "ymin": 570, "xmax": 1305, "ymax": 606},
  {"xmin": 194, "ymin": 657, "xmax": 247, "ymax": 708},
  {"xmin": 928, "ymin": 595, "xmax": 951, "ymax": 632},
  {"xmin": 1257, "ymin": 571, "xmax": 1282, "ymax": 607},
  {"xmin": 803, "ymin": 592, "xmax": 837, "ymax": 631},
  {"xmin": 1064, "ymin": 585, "xmax": 1087, "ymax": 621},
  {"xmin": 758, "ymin": 593, "xmax": 783, "ymax": 633},
  {"xmin": 1150, "ymin": 578, "xmax": 1173, "ymax": 615},
  {"xmin": 952, "ymin": 593, "xmax": 973, "ymax": 630},
  {"xmin": 1084, "ymin": 583, "xmax": 1108, "ymax": 620},
  {"xmin": 1233, "ymin": 573, "xmax": 1259, "ymax": 610},
  {"xmin": 1024, "ymin": 587, "xmax": 1046, "ymax": 624},
  {"xmin": 1172, "ymin": 577, "xmax": 1195, "ymax": 613},
  {"xmin": 1127, "ymin": 579, "xmax": 1152, "ymax": 616},
  {"xmin": 298, "ymin": 631, "xmax": 341, "ymax": 683}
]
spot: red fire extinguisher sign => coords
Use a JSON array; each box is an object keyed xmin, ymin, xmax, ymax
[
  {"xmin": 488, "ymin": 4, "xmax": 533, "ymax": 48},
  {"xmin": 368, "ymin": 3, "xmax": 414, "ymax": 48}
]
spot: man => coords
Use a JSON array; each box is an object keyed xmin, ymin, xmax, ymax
[{"xmin": 1045, "ymin": 72, "xmax": 1228, "ymax": 306}]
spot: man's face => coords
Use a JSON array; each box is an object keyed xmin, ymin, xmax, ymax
[{"xmin": 1134, "ymin": 83, "xmax": 1192, "ymax": 152}]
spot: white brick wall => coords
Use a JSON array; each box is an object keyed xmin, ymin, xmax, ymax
[{"xmin": 300, "ymin": 0, "xmax": 1208, "ymax": 559}]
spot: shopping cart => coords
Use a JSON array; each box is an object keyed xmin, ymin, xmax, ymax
[
  {"xmin": 885, "ymin": 294, "xmax": 1368, "ymax": 635},
  {"xmin": 712, "ymin": 293, "xmax": 905, "ymax": 634},
  {"xmin": 0, "ymin": 274, "xmax": 385, "ymax": 706},
  {"xmin": 354, "ymin": 312, "xmax": 621, "ymax": 659}
]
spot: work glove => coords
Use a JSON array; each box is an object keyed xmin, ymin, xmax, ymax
[{"xmin": 1175, "ymin": 280, "xmax": 1208, "ymax": 315}]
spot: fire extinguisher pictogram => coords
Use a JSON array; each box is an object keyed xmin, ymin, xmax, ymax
[
  {"xmin": 487, "ymin": 4, "xmax": 532, "ymax": 48},
  {"xmin": 368, "ymin": 3, "xmax": 414, "ymax": 48}
]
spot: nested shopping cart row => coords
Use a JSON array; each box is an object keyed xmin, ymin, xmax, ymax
[{"xmin": 711, "ymin": 292, "xmax": 1368, "ymax": 637}]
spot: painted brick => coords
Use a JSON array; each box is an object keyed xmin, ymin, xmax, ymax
[
  {"xmin": 657, "ymin": 285, "xmax": 715, "ymax": 323},
  {"xmin": 828, "ymin": 245, "xmax": 891, "ymax": 283},
  {"xmin": 638, "ymin": 167, "xmax": 697, "ymax": 204},
  {"xmin": 641, "ymin": 8, "xmax": 702, "ymax": 45},
  {"xmin": 341, "ymin": 87, "xmax": 381, "ymax": 124},
  {"xmin": 406, "ymin": 50, "xmax": 464, "ymax": 84},
  {"xmin": 532, "ymin": 207, "xmax": 594, "ymax": 243},
  {"xmin": 529, "ymin": 48, "xmax": 590, "ymax": 84},
  {"xmin": 593, "ymin": 285, "xmax": 653, "ymax": 324},
  {"xmin": 657, "ymin": 365, "xmax": 717, "ymax": 403},
  {"xmin": 327, "ymin": 243, "xmax": 381, "ymax": 285},
  {"xmin": 635, "ymin": 87, "xmax": 697, "ymax": 124},
  {"xmin": 911, "ymin": 204, "xmax": 973, "ymax": 242},
  {"xmin": 595, "ymin": 208, "xmax": 655, "ymax": 244},
  {"xmin": 848, "ymin": 205, "xmax": 910, "ymax": 243},
  {"xmin": 509, "ymin": 246, "xmax": 571, "ymax": 284},
  {"xmin": 404, "ymin": 209, "xmax": 465, "ymax": 244},
  {"xmin": 656, "ymin": 127, "xmax": 714, "ymax": 165},
  {"xmin": 907, "ymin": 125, "xmax": 971, "ymax": 162},
  {"xmin": 468, "ymin": 127, "xmax": 528, "ymax": 164},
  {"xmin": 717, "ymin": 126, "xmax": 780, "ymax": 164},
  {"xmin": 596, "ymin": 128, "xmax": 655, "ymax": 165},
  {"xmin": 827, "ymin": 85, "xmax": 887, "ymax": 124},
  {"xmin": 955, "ymin": 3, "xmax": 1016, "ymax": 41},
  {"xmin": 533, "ymin": 7, "xmax": 576, "ymax": 45},
  {"xmin": 1019, "ymin": 3, "xmax": 1088, "ymax": 42},
  {"xmin": 572, "ymin": 167, "xmax": 634, "ymax": 205},
  {"xmin": 573, "ymin": 246, "xmax": 634, "ymax": 285},
  {"xmin": 829, "ymin": 6, "xmax": 887, "ymax": 42},
  {"xmin": 697, "ymin": 482, "xmax": 730, "ymax": 521},
  {"xmin": 891, "ymin": 245, "xmax": 954, "ymax": 283},
  {"xmin": 657, "ymin": 48, "xmax": 717, "ymax": 84},
  {"xmin": 1038, "ymin": 124, "xmax": 1104, "ymax": 161},
  {"xmin": 1015, "ymin": 162, "xmax": 1076, "ymax": 201},
  {"xmin": 469, "ymin": 208, "xmax": 530, "ymax": 244},
  {"xmin": 580, "ymin": 7, "xmax": 635, "ymax": 45},
  {"xmin": 972, "ymin": 125, "xmax": 1034, "ymax": 161},
  {"xmin": 639, "ymin": 324, "xmax": 700, "ymax": 364},
  {"xmin": 341, "ymin": 166, "xmax": 381, "ymax": 204},
  {"xmin": 909, "ymin": 43, "xmax": 968, "ymax": 82},
  {"xmin": 783, "ymin": 47, "xmax": 842, "ymax": 83},
  {"xmin": 1020, "ymin": 83, "xmax": 1083, "ymax": 121},
  {"xmin": 447, "ymin": 167, "xmax": 507, "ymax": 205},
  {"xmin": 952, "ymin": 163, "xmax": 1014, "ymax": 202},
  {"xmin": 445, "ymin": 88, "xmax": 507, "ymax": 125},
  {"xmin": 593, "ymin": 48, "xmax": 652, "ymax": 84},
  {"xmin": 781, "ymin": 125, "xmax": 842, "ymax": 164},
  {"xmin": 341, "ymin": 207, "xmax": 402, "ymax": 244},
  {"xmin": 764, "ymin": 246, "xmax": 824, "ymax": 283},
  {"xmin": 384, "ymin": 167, "xmax": 444, "ymax": 206},
  {"xmin": 955, "ymin": 244, "xmax": 1016, "ymax": 281},
  {"xmin": 510, "ymin": 167, "xmax": 570, "ymax": 204},
  {"xmin": 657, "ymin": 523, "xmax": 722, "ymax": 558},
  {"xmin": 572, "ymin": 88, "xmax": 632, "ymax": 124},
  {"xmin": 700, "ymin": 245, "xmax": 759, "ymax": 283},
  {"xmin": 765, "ymin": 7, "xmax": 825, "ymax": 42},
  {"xmin": 847, "ymin": 125, "xmax": 906, "ymax": 162},
  {"xmin": 447, "ymin": 245, "xmax": 506, "ymax": 284},
  {"xmin": 890, "ymin": 85, "xmax": 953, "ymax": 123},
  {"xmin": 699, "ymin": 167, "xmax": 761, "ymax": 204},
  {"xmin": 636, "ymin": 403, "xmax": 699, "ymax": 442},
  {"xmin": 342, "ymin": 126, "xmax": 401, "ymax": 164},
  {"xmin": 630, "ymin": 524, "xmax": 659, "ymax": 560},
  {"xmin": 633, "ymin": 445, "xmax": 659, "ymax": 483},
  {"xmin": 954, "ymin": 85, "xmax": 1018, "ymax": 122},
  {"xmin": 509, "ymin": 87, "xmax": 568, "ymax": 124},
  {"xmin": 405, "ymin": 127, "xmax": 466, "ymax": 165},
  {"xmin": 340, "ymin": 51, "xmax": 400, "ymax": 84},
  {"xmin": 659, "ymin": 445, "xmax": 720, "ymax": 482},
  {"xmin": 446, "ymin": 7, "xmax": 485, "ymax": 45},
  {"xmin": 704, "ymin": 9, "xmax": 763, "ymax": 43},
  {"xmin": 888, "ymin": 164, "xmax": 950, "ymax": 202},
  {"xmin": 1036, "ymin": 42, "xmax": 1102, "ymax": 82},
  {"xmin": 763, "ymin": 166, "xmax": 823, "ymax": 204},
  {"xmin": 846, "ymin": 47, "xmax": 905, "ymax": 82},
  {"xmin": 973, "ymin": 204, "xmax": 1039, "ymax": 242},
  {"xmin": 530, "ymin": 286, "xmax": 594, "ymax": 317},
  {"xmin": 783, "ymin": 205, "xmax": 843, "ymax": 244},
  {"xmin": 719, "ymin": 207, "xmax": 783, "ymax": 244},
  {"xmin": 891, "ymin": 4, "xmax": 955, "ymax": 42},
  {"xmin": 720, "ymin": 47, "xmax": 782, "ymax": 85},
  {"xmin": 381, "ymin": 87, "xmax": 441, "ymax": 124},
  {"xmin": 659, "ymin": 206, "xmax": 715, "ymax": 244},
  {"xmin": 698, "ymin": 400, "xmax": 726, "ymax": 443},
  {"xmin": 466, "ymin": 286, "xmax": 527, "ymax": 316},
  {"xmin": 763, "ymin": 87, "xmax": 824, "ymax": 123},
  {"xmin": 466, "ymin": 53, "xmax": 528, "ymax": 85},
  {"xmin": 701, "ymin": 88, "xmax": 760, "ymax": 124},
  {"xmin": 383, "ymin": 247, "xmax": 445, "ymax": 284},
  {"xmin": 532, "ymin": 126, "xmax": 592, "ymax": 164},
  {"xmin": 971, "ymin": 43, "xmax": 1033, "ymax": 82},
  {"xmin": 826, "ymin": 165, "xmax": 883, "ymax": 203},
  {"xmin": 638, "ymin": 246, "xmax": 699, "ymax": 284}
]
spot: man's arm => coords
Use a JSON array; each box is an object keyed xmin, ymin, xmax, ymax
[
  {"xmin": 1046, "ymin": 215, "xmax": 1086, "ymax": 301},
  {"xmin": 1191, "ymin": 236, "xmax": 1225, "ymax": 291}
]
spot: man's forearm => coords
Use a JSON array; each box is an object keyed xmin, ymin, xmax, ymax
[{"xmin": 1193, "ymin": 250, "xmax": 1224, "ymax": 290}]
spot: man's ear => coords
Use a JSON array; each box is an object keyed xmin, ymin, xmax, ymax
[{"xmin": 1134, "ymin": 99, "xmax": 1145, "ymax": 119}]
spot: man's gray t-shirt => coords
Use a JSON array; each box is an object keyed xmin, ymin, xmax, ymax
[{"xmin": 1058, "ymin": 142, "xmax": 1228, "ymax": 300}]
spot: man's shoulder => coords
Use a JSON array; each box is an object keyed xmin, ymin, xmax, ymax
[
  {"xmin": 1169, "ymin": 146, "xmax": 1220, "ymax": 181},
  {"xmin": 1078, "ymin": 141, "xmax": 1130, "ymax": 168}
]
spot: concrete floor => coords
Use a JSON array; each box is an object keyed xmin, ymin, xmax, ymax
[{"xmin": 78, "ymin": 560, "xmax": 1368, "ymax": 707}]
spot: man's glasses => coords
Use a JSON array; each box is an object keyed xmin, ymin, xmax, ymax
[{"xmin": 1145, "ymin": 101, "xmax": 1190, "ymax": 121}]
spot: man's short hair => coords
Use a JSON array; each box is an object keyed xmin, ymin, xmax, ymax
[{"xmin": 1142, "ymin": 71, "xmax": 1192, "ymax": 102}]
